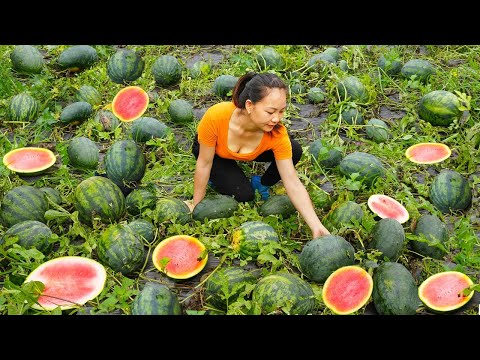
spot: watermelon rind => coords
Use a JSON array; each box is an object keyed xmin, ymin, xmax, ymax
[
  {"xmin": 322, "ymin": 265, "xmax": 373, "ymax": 315},
  {"xmin": 3, "ymin": 147, "xmax": 56, "ymax": 173},
  {"xmin": 405, "ymin": 143, "xmax": 451, "ymax": 164},
  {"xmin": 418, "ymin": 271, "xmax": 474, "ymax": 312},
  {"xmin": 111, "ymin": 86, "xmax": 149, "ymax": 122},
  {"xmin": 367, "ymin": 194, "xmax": 409, "ymax": 224},
  {"xmin": 152, "ymin": 235, "xmax": 208, "ymax": 280},
  {"xmin": 24, "ymin": 256, "xmax": 107, "ymax": 311}
]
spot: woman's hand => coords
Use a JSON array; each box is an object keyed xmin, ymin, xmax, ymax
[{"xmin": 311, "ymin": 223, "xmax": 331, "ymax": 239}]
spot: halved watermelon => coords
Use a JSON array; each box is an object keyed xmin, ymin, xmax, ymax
[
  {"xmin": 418, "ymin": 271, "xmax": 474, "ymax": 312},
  {"xmin": 405, "ymin": 143, "xmax": 451, "ymax": 164},
  {"xmin": 3, "ymin": 147, "xmax": 56, "ymax": 174},
  {"xmin": 322, "ymin": 265, "xmax": 373, "ymax": 315},
  {"xmin": 24, "ymin": 256, "xmax": 107, "ymax": 311},
  {"xmin": 152, "ymin": 235, "xmax": 208, "ymax": 279},
  {"xmin": 111, "ymin": 86, "xmax": 149, "ymax": 122},
  {"xmin": 367, "ymin": 194, "xmax": 409, "ymax": 224}
]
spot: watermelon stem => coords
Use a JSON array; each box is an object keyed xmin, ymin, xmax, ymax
[{"xmin": 194, "ymin": 253, "xmax": 227, "ymax": 290}]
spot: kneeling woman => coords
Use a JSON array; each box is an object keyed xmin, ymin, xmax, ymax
[{"xmin": 190, "ymin": 71, "xmax": 330, "ymax": 238}]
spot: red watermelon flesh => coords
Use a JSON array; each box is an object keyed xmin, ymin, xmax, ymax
[
  {"xmin": 418, "ymin": 271, "xmax": 474, "ymax": 312},
  {"xmin": 322, "ymin": 266, "xmax": 373, "ymax": 315},
  {"xmin": 25, "ymin": 256, "xmax": 107, "ymax": 311},
  {"xmin": 152, "ymin": 235, "xmax": 208, "ymax": 279},
  {"xmin": 3, "ymin": 147, "xmax": 56, "ymax": 173},
  {"xmin": 111, "ymin": 86, "xmax": 149, "ymax": 122},
  {"xmin": 405, "ymin": 143, "xmax": 451, "ymax": 164},
  {"xmin": 367, "ymin": 194, "xmax": 409, "ymax": 224}
]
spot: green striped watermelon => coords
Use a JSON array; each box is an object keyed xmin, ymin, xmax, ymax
[
  {"xmin": 366, "ymin": 119, "xmax": 390, "ymax": 142},
  {"xmin": 401, "ymin": 59, "xmax": 435, "ymax": 82},
  {"xmin": 0, "ymin": 185, "xmax": 48, "ymax": 228},
  {"xmin": 59, "ymin": 101, "xmax": 93, "ymax": 125},
  {"xmin": 0, "ymin": 220, "xmax": 53, "ymax": 255},
  {"xmin": 411, "ymin": 214, "xmax": 449, "ymax": 259},
  {"xmin": 341, "ymin": 107, "xmax": 364, "ymax": 125},
  {"xmin": 256, "ymin": 47, "xmax": 285, "ymax": 70},
  {"xmin": 97, "ymin": 223, "xmax": 145, "ymax": 275},
  {"xmin": 127, "ymin": 218, "xmax": 155, "ymax": 243},
  {"xmin": 204, "ymin": 266, "xmax": 258, "ymax": 312},
  {"xmin": 151, "ymin": 55, "xmax": 182, "ymax": 87},
  {"xmin": 307, "ymin": 87, "xmax": 325, "ymax": 104},
  {"xmin": 130, "ymin": 117, "xmax": 171, "ymax": 143},
  {"xmin": 67, "ymin": 136, "xmax": 99, "ymax": 169},
  {"xmin": 308, "ymin": 139, "xmax": 343, "ymax": 169},
  {"xmin": 131, "ymin": 282, "xmax": 182, "ymax": 315},
  {"xmin": 93, "ymin": 110, "xmax": 120, "ymax": 132},
  {"xmin": 73, "ymin": 176, "xmax": 125, "ymax": 225},
  {"xmin": 107, "ymin": 49, "xmax": 145, "ymax": 84},
  {"xmin": 8, "ymin": 93, "xmax": 39, "ymax": 122},
  {"xmin": 328, "ymin": 201, "xmax": 364, "ymax": 229},
  {"xmin": 429, "ymin": 169, "xmax": 472, "ymax": 213},
  {"xmin": 339, "ymin": 152, "xmax": 386, "ymax": 187},
  {"xmin": 377, "ymin": 54, "xmax": 402, "ymax": 76},
  {"xmin": 168, "ymin": 99, "xmax": 194, "ymax": 124},
  {"xmin": 76, "ymin": 85, "xmax": 102, "ymax": 106},
  {"xmin": 298, "ymin": 235, "xmax": 356, "ymax": 283},
  {"xmin": 188, "ymin": 60, "xmax": 211, "ymax": 79},
  {"xmin": 104, "ymin": 139, "xmax": 146, "ymax": 193},
  {"xmin": 336, "ymin": 76, "xmax": 369, "ymax": 104},
  {"xmin": 125, "ymin": 189, "xmax": 157, "ymax": 216},
  {"xmin": 231, "ymin": 220, "xmax": 279, "ymax": 260},
  {"xmin": 57, "ymin": 45, "xmax": 98, "ymax": 71},
  {"xmin": 154, "ymin": 197, "xmax": 191, "ymax": 225},
  {"xmin": 212, "ymin": 75, "xmax": 238, "ymax": 98},
  {"xmin": 369, "ymin": 218, "xmax": 405, "ymax": 261},
  {"xmin": 192, "ymin": 194, "xmax": 239, "ymax": 221},
  {"xmin": 10, "ymin": 45, "xmax": 44, "ymax": 74},
  {"xmin": 259, "ymin": 194, "xmax": 296, "ymax": 218},
  {"xmin": 372, "ymin": 262, "xmax": 420, "ymax": 315},
  {"xmin": 418, "ymin": 90, "xmax": 463, "ymax": 126},
  {"xmin": 252, "ymin": 272, "xmax": 315, "ymax": 315},
  {"xmin": 40, "ymin": 187, "xmax": 62, "ymax": 205}
]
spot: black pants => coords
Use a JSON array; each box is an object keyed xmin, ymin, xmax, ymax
[{"xmin": 192, "ymin": 134, "xmax": 303, "ymax": 202}]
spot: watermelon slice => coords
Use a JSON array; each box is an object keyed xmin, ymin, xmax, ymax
[
  {"xmin": 3, "ymin": 147, "xmax": 56, "ymax": 174},
  {"xmin": 152, "ymin": 235, "xmax": 208, "ymax": 279},
  {"xmin": 322, "ymin": 265, "xmax": 373, "ymax": 315},
  {"xmin": 111, "ymin": 85, "xmax": 149, "ymax": 122},
  {"xmin": 418, "ymin": 271, "xmax": 474, "ymax": 312},
  {"xmin": 24, "ymin": 256, "xmax": 107, "ymax": 311},
  {"xmin": 405, "ymin": 143, "xmax": 451, "ymax": 164},
  {"xmin": 367, "ymin": 194, "xmax": 409, "ymax": 224}
]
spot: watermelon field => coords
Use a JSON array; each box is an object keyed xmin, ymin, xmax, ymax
[{"xmin": 0, "ymin": 44, "xmax": 479, "ymax": 316}]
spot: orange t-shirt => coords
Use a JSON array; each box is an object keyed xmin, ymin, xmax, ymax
[{"xmin": 197, "ymin": 102, "xmax": 292, "ymax": 161}]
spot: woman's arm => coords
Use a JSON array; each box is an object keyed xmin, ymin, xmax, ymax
[
  {"xmin": 192, "ymin": 143, "xmax": 216, "ymax": 207},
  {"xmin": 276, "ymin": 158, "xmax": 330, "ymax": 238}
]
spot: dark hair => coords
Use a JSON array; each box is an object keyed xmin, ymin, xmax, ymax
[{"xmin": 232, "ymin": 72, "xmax": 287, "ymax": 108}]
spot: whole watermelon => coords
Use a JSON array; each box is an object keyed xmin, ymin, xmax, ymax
[
  {"xmin": 131, "ymin": 282, "xmax": 182, "ymax": 315},
  {"xmin": 418, "ymin": 90, "xmax": 463, "ymax": 126},
  {"xmin": 252, "ymin": 272, "xmax": 315, "ymax": 315}
]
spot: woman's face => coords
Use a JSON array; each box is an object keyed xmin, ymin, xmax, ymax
[{"xmin": 247, "ymin": 88, "xmax": 287, "ymax": 132}]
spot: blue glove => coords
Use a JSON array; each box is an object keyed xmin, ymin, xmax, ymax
[
  {"xmin": 251, "ymin": 175, "xmax": 270, "ymax": 200},
  {"xmin": 208, "ymin": 180, "xmax": 216, "ymax": 189}
]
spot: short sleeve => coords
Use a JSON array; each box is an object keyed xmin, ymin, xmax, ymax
[
  {"xmin": 197, "ymin": 108, "xmax": 217, "ymax": 147},
  {"xmin": 271, "ymin": 125, "xmax": 292, "ymax": 160}
]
